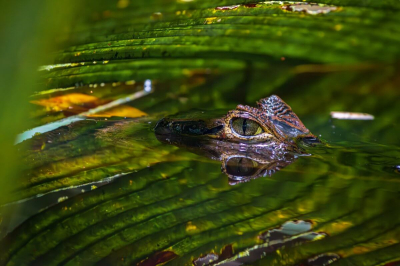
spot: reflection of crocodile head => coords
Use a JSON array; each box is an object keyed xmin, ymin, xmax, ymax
[{"xmin": 155, "ymin": 95, "xmax": 318, "ymax": 183}]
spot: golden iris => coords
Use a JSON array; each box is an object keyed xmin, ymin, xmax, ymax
[{"xmin": 231, "ymin": 118, "xmax": 263, "ymax": 136}]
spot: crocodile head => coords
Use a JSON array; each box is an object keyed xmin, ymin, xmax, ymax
[{"xmin": 155, "ymin": 95, "xmax": 317, "ymax": 183}]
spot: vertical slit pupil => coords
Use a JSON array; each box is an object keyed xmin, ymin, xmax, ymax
[
  {"xmin": 238, "ymin": 157, "xmax": 243, "ymax": 173},
  {"xmin": 231, "ymin": 117, "xmax": 264, "ymax": 136}
]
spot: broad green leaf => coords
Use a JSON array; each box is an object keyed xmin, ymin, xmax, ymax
[{"xmin": 1, "ymin": 0, "xmax": 400, "ymax": 265}]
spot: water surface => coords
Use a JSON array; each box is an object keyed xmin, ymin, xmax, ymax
[{"xmin": 1, "ymin": 1, "xmax": 400, "ymax": 265}]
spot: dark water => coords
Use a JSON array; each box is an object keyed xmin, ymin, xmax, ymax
[{"xmin": 1, "ymin": 1, "xmax": 400, "ymax": 265}]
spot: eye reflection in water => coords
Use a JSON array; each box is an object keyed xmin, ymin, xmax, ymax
[
  {"xmin": 155, "ymin": 133, "xmax": 298, "ymax": 185},
  {"xmin": 222, "ymin": 154, "xmax": 295, "ymax": 185}
]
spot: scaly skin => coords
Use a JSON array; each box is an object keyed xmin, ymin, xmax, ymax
[{"xmin": 155, "ymin": 95, "xmax": 317, "ymax": 183}]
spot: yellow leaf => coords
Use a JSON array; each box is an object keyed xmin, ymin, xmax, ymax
[
  {"xmin": 31, "ymin": 93, "xmax": 99, "ymax": 111},
  {"xmin": 86, "ymin": 105, "xmax": 147, "ymax": 118}
]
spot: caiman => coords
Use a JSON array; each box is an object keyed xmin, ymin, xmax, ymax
[{"xmin": 155, "ymin": 95, "xmax": 318, "ymax": 184}]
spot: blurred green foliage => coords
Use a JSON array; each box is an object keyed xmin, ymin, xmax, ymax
[{"xmin": 0, "ymin": 1, "xmax": 79, "ymax": 204}]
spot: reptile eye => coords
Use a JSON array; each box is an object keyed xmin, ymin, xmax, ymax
[{"xmin": 231, "ymin": 118, "xmax": 263, "ymax": 136}]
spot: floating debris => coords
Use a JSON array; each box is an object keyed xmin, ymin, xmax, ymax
[
  {"xmin": 215, "ymin": 3, "xmax": 257, "ymax": 10},
  {"xmin": 213, "ymin": 221, "xmax": 327, "ymax": 266},
  {"xmin": 330, "ymin": 111, "xmax": 374, "ymax": 120},
  {"xmin": 193, "ymin": 220, "xmax": 329, "ymax": 266},
  {"xmin": 258, "ymin": 220, "xmax": 313, "ymax": 241},
  {"xmin": 307, "ymin": 253, "xmax": 341, "ymax": 266},
  {"xmin": 193, "ymin": 245, "xmax": 233, "ymax": 266},
  {"xmin": 263, "ymin": 1, "xmax": 338, "ymax": 15},
  {"xmin": 282, "ymin": 3, "xmax": 337, "ymax": 14},
  {"xmin": 193, "ymin": 253, "xmax": 219, "ymax": 266},
  {"xmin": 215, "ymin": 5, "xmax": 240, "ymax": 10}
]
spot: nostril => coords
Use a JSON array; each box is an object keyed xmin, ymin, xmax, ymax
[
  {"xmin": 301, "ymin": 136, "xmax": 320, "ymax": 144},
  {"xmin": 154, "ymin": 119, "xmax": 172, "ymax": 135},
  {"xmin": 204, "ymin": 125, "xmax": 224, "ymax": 135}
]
